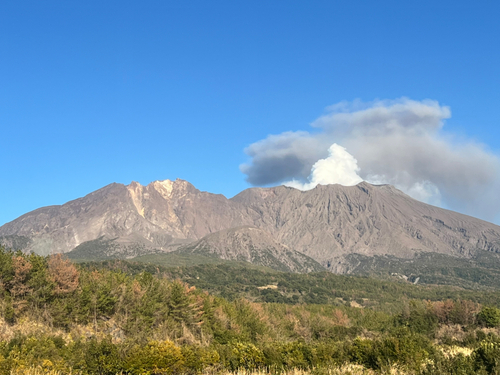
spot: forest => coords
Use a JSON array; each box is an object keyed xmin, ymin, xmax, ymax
[{"xmin": 1, "ymin": 245, "xmax": 500, "ymax": 375}]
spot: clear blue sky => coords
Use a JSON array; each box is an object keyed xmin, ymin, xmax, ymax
[{"xmin": 1, "ymin": 0, "xmax": 500, "ymax": 226}]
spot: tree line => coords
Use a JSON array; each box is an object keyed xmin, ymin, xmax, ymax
[{"xmin": 1, "ymin": 246, "xmax": 500, "ymax": 374}]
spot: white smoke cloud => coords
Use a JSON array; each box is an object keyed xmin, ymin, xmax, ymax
[
  {"xmin": 241, "ymin": 98, "xmax": 500, "ymax": 222},
  {"xmin": 284, "ymin": 144, "xmax": 363, "ymax": 190}
]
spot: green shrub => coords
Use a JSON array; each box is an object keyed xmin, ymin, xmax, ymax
[
  {"xmin": 473, "ymin": 339, "xmax": 500, "ymax": 373},
  {"xmin": 84, "ymin": 337, "xmax": 123, "ymax": 375},
  {"xmin": 314, "ymin": 340, "xmax": 349, "ymax": 367},
  {"xmin": 2, "ymin": 295, "xmax": 15, "ymax": 324},
  {"xmin": 180, "ymin": 345, "xmax": 220, "ymax": 374},
  {"xmin": 228, "ymin": 342, "xmax": 264, "ymax": 370},
  {"xmin": 349, "ymin": 330, "xmax": 434, "ymax": 371},
  {"xmin": 1, "ymin": 335, "xmax": 71, "ymax": 373},
  {"xmin": 349, "ymin": 338, "xmax": 376, "ymax": 369},
  {"xmin": 125, "ymin": 340, "xmax": 184, "ymax": 375},
  {"xmin": 278, "ymin": 341, "xmax": 314, "ymax": 369},
  {"xmin": 477, "ymin": 306, "xmax": 500, "ymax": 328},
  {"xmin": 399, "ymin": 301, "xmax": 438, "ymax": 336},
  {"xmin": 421, "ymin": 354, "xmax": 478, "ymax": 375}
]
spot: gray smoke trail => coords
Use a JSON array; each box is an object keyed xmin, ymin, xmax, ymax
[{"xmin": 241, "ymin": 98, "xmax": 500, "ymax": 222}]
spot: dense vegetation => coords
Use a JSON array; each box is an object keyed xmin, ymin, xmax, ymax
[
  {"xmin": 82, "ymin": 259, "xmax": 500, "ymax": 311},
  {"xmin": 2, "ymin": 246, "xmax": 500, "ymax": 374},
  {"xmin": 66, "ymin": 240, "xmax": 500, "ymax": 290},
  {"xmin": 345, "ymin": 251, "xmax": 500, "ymax": 290}
]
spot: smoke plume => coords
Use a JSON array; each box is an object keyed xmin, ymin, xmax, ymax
[
  {"xmin": 241, "ymin": 98, "xmax": 500, "ymax": 221},
  {"xmin": 284, "ymin": 144, "xmax": 363, "ymax": 190}
]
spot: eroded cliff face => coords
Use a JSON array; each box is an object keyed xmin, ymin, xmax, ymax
[
  {"xmin": 0, "ymin": 179, "xmax": 252, "ymax": 255},
  {"xmin": 127, "ymin": 179, "xmax": 252, "ymax": 241},
  {"xmin": 232, "ymin": 182, "xmax": 500, "ymax": 267},
  {"xmin": 2, "ymin": 179, "xmax": 500, "ymax": 271}
]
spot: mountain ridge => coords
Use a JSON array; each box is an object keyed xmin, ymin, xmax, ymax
[{"xmin": 1, "ymin": 178, "xmax": 500, "ymax": 272}]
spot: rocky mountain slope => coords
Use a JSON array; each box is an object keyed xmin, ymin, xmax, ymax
[
  {"xmin": 1, "ymin": 178, "xmax": 500, "ymax": 272},
  {"xmin": 174, "ymin": 226, "xmax": 323, "ymax": 273},
  {"xmin": 232, "ymin": 183, "xmax": 500, "ymax": 269},
  {"xmin": 0, "ymin": 180, "xmax": 249, "ymax": 255}
]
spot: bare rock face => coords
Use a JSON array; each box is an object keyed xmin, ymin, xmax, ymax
[
  {"xmin": 176, "ymin": 226, "xmax": 324, "ymax": 273},
  {"xmin": 232, "ymin": 182, "xmax": 500, "ymax": 268},
  {"xmin": 129, "ymin": 179, "xmax": 251, "ymax": 241},
  {"xmin": 0, "ymin": 179, "xmax": 251, "ymax": 255},
  {"xmin": 1, "ymin": 179, "xmax": 500, "ymax": 272},
  {"xmin": 0, "ymin": 183, "xmax": 145, "ymax": 255}
]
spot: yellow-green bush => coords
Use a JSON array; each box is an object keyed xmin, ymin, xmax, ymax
[
  {"xmin": 125, "ymin": 340, "xmax": 185, "ymax": 374},
  {"xmin": 229, "ymin": 342, "xmax": 265, "ymax": 370}
]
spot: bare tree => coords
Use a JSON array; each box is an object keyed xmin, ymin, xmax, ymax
[{"xmin": 48, "ymin": 253, "xmax": 80, "ymax": 294}]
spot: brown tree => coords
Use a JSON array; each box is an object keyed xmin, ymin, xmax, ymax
[
  {"xmin": 48, "ymin": 253, "xmax": 80, "ymax": 294},
  {"xmin": 432, "ymin": 299, "xmax": 455, "ymax": 324},
  {"xmin": 11, "ymin": 255, "xmax": 33, "ymax": 298}
]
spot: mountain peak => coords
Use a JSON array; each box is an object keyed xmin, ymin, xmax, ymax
[
  {"xmin": 126, "ymin": 179, "xmax": 199, "ymax": 201},
  {"xmin": 2, "ymin": 177, "xmax": 500, "ymax": 272},
  {"xmin": 150, "ymin": 178, "xmax": 198, "ymax": 199}
]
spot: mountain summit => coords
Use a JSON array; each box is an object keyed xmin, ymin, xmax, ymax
[{"xmin": 1, "ymin": 179, "xmax": 500, "ymax": 272}]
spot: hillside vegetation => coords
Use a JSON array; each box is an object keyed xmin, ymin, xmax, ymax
[
  {"xmin": 83, "ymin": 259, "xmax": 500, "ymax": 310},
  {"xmin": 343, "ymin": 251, "xmax": 500, "ymax": 290},
  {"xmin": 2, "ymin": 246, "xmax": 500, "ymax": 374}
]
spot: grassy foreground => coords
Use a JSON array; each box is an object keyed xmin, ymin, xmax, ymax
[
  {"xmin": 7, "ymin": 365, "xmax": 411, "ymax": 374},
  {"xmin": 2, "ymin": 246, "xmax": 500, "ymax": 374}
]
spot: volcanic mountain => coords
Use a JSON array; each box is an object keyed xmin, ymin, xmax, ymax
[
  {"xmin": 1, "ymin": 179, "xmax": 500, "ymax": 272},
  {"xmin": 174, "ymin": 226, "xmax": 324, "ymax": 273}
]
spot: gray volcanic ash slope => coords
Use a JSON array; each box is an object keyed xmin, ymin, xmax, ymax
[
  {"xmin": 232, "ymin": 182, "xmax": 500, "ymax": 268},
  {"xmin": 175, "ymin": 226, "xmax": 324, "ymax": 273},
  {"xmin": 1, "ymin": 179, "xmax": 500, "ymax": 272},
  {"xmin": 0, "ymin": 179, "xmax": 250, "ymax": 256}
]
